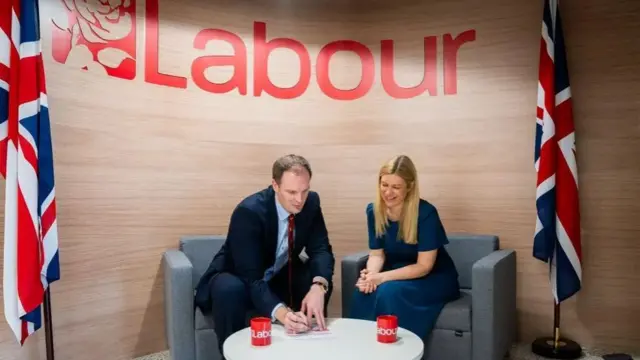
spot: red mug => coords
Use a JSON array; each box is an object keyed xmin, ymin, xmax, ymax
[
  {"xmin": 250, "ymin": 317, "xmax": 272, "ymax": 346},
  {"xmin": 377, "ymin": 315, "xmax": 398, "ymax": 343}
]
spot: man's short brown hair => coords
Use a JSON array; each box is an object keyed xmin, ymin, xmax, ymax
[{"xmin": 272, "ymin": 154, "xmax": 312, "ymax": 184}]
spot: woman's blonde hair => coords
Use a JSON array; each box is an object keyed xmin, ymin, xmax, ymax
[{"xmin": 373, "ymin": 155, "xmax": 420, "ymax": 244}]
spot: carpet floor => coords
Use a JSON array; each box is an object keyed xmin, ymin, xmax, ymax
[{"xmin": 133, "ymin": 343, "xmax": 637, "ymax": 359}]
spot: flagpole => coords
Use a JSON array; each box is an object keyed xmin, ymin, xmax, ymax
[
  {"xmin": 34, "ymin": 0, "xmax": 56, "ymax": 358},
  {"xmin": 43, "ymin": 288, "xmax": 55, "ymax": 360},
  {"xmin": 553, "ymin": 301, "xmax": 560, "ymax": 348}
]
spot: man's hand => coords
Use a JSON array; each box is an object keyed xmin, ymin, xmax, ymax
[
  {"xmin": 284, "ymin": 311, "xmax": 310, "ymax": 334},
  {"xmin": 276, "ymin": 307, "xmax": 309, "ymax": 334},
  {"xmin": 300, "ymin": 284, "xmax": 327, "ymax": 330}
]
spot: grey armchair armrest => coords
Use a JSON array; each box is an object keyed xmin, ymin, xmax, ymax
[
  {"xmin": 341, "ymin": 251, "xmax": 369, "ymax": 317},
  {"xmin": 471, "ymin": 249, "xmax": 517, "ymax": 360},
  {"xmin": 163, "ymin": 249, "xmax": 196, "ymax": 360}
]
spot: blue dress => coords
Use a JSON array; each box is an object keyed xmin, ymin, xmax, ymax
[{"xmin": 349, "ymin": 199, "xmax": 460, "ymax": 339}]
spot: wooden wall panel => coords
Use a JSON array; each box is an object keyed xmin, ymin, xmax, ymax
[{"xmin": 0, "ymin": 0, "xmax": 638, "ymax": 359}]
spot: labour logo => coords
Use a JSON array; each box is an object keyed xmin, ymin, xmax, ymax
[
  {"xmin": 377, "ymin": 328, "xmax": 397, "ymax": 336},
  {"xmin": 46, "ymin": 0, "xmax": 476, "ymax": 98},
  {"xmin": 51, "ymin": 0, "xmax": 137, "ymax": 80},
  {"xmin": 251, "ymin": 330, "xmax": 271, "ymax": 338}
]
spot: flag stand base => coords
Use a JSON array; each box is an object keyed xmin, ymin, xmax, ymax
[
  {"xmin": 531, "ymin": 336, "xmax": 582, "ymax": 359},
  {"xmin": 531, "ymin": 302, "xmax": 582, "ymax": 359}
]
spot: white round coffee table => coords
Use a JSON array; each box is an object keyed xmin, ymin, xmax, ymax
[{"xmin": 223, "ymin": 317, "xmax": 424, "ymax": 360}]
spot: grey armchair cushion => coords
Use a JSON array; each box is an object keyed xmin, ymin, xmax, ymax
[
  {"xmin": 444, "ymin": 234, "xmax": 498, "ymax": 289},
  {"xmin": 435, "ymin": 290, "xmax": 471, "ymax": 331},
  {"xmin": 195, "ymin": 307, "xmax": 214, "ymax": 331},
  {"xmin": 179, "ymin": 235, "xmax": 225, "ymax": 287},
  {"xmin": 195, "ymin": 305, "xmax": 259, "ymax": 332}
]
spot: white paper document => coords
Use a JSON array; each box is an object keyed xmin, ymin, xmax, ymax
[{"xmin": 284, "ymin": 325, "xmax": 335, "ymax": 340}]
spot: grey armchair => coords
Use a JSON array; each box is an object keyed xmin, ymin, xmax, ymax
[
  {"xmin": 341, "ymin": 233, "xmax": 517, "ymax": 360},
  {"xmin": 163, "ymin": 235, "xmax": 226, "ymax": 360},
  {"xmin": 162, "ymin": 235, "xmax": 311, "ymax": 360}
]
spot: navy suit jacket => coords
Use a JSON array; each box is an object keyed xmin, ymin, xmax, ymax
[{"xmin": 194, "ymin": 185, "xmax": 335, "ymax": 317}]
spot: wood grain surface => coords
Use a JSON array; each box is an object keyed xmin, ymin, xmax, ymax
[{"xmin": 0, "ymin": 0, "xmax": 638, "ymax": 359}]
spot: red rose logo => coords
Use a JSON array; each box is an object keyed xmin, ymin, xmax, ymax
[{"xmin": 51, "ymin": 0, "xmax": 137, "ymax": 79}]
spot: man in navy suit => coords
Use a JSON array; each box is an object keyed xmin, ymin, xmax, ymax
[{"xmin": 195, "ymin": 154, "xmax": 335, "ymax": 354}]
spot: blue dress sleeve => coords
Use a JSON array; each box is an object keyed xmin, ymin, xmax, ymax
[
  {"xmin": 366, "ymin": 203, "xmax": 383, "ymax": 250},
  {"xmin": 417, "ymin": 203, "xmax": 449, "ymax": 252}
]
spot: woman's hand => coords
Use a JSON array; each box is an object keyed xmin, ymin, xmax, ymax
[
  {"xmin": 356, "ymin": 277, "xmax": 376, "ymax": 293},
  {"xmin": 359, "ymin": 269, "xmax": 369, "ymax": 280},
  {"xmin": 355, "ymin": 272, "xmax": 385, "ymax": 293},
  {"xmin": 364, "ymin": 272, "xmax": 384, "ymax": 287}
]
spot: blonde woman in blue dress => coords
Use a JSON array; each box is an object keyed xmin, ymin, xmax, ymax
[{"xmin": 349, "ymin": 155, "xmax": 461, "ymax": 339}]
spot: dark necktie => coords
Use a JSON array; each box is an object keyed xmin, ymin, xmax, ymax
[{"xmin": 287, "ymin": 214, "xmax": 294, "ymax": 307}]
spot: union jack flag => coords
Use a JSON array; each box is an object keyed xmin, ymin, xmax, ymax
[
  {"xmin": 534, "ymin": 0, "xmax": 582, "ymax": 304},
  {"xmin": 1, "ymin": 0, "xmax": 60, "ymax": 345}
]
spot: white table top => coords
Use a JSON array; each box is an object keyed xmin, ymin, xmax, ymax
[{"xmin": 223, "ymin": 317, "xmax": 424, "ymax": 360}]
